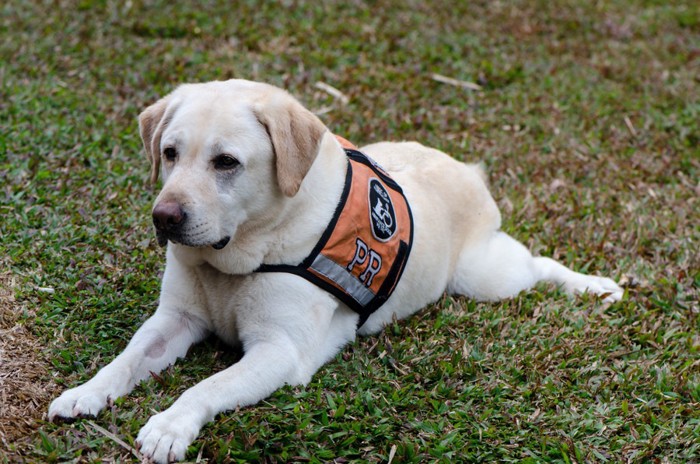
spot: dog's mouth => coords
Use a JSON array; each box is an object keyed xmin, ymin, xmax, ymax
[
  {"xmin": 155, "ymin": 231, "xmax": 231, "ymax": 250},
  {"xmin": 156, "ymin": 232, "xmax": 170, "ymax": 248},
  {"xmin": 211, "ymin": 236, "xmax": 231, "ymax": 250}
]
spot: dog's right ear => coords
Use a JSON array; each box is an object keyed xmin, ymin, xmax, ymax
[
  {"xmin": 138, "ymin": 96, "xmax": 172, "ymax": 184},
  {"xmin": 254, "ymin": 94, "xmax": 327, "ymax": 197}
]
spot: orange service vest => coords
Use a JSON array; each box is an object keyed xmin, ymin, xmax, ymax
[{"xmin": 256, "ymin": 136, "xmax": 414, "ymax": 328}]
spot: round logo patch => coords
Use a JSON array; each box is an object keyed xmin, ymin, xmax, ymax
[{"xmin": 368, "ymin": 178, "xmax": 397, "ymax": 242}]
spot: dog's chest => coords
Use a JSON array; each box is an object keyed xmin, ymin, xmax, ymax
[{"xmin": 192, "ymin": 264, "xmax": 252, "ymax": 347}]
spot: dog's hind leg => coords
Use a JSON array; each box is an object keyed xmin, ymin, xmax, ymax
[{"xmin": 447, "ymin": 231, "xmax": 623, "ymax": 303}]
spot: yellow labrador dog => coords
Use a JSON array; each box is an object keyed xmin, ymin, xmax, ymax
[{"xmin": 49, "ymin": 79, "xmax": 623, "ymax": 462}]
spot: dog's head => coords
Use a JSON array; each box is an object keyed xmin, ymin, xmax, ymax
[{"xmin": 138, "ymin": 79, "xmax": 327, "ymax": 250}]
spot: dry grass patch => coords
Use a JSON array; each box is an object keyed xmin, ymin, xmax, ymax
[{"xmin": 0, "ymin": 268, "xmax": 59, "ymax": 456}]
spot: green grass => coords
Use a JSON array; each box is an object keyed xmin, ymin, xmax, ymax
[{"xmin": 1, "ymin": 0, "xmax": 698, "ymax": 462}]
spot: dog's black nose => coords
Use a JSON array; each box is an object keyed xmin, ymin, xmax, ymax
[{"xmin": 152, "ymin": 201, "xmax": 186, "ymax": 232}]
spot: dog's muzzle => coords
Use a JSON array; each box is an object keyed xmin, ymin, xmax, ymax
[{"xmin": 151, "ymin": 201, "xmax": 230, "ymax": 249}]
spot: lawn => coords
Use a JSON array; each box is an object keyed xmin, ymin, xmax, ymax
[{"xmin": 1, "ymin": 0, "xmax": 698, "ymax": 462}]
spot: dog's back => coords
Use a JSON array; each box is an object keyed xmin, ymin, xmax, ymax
[{"xmin": 357, "ymin": 141, "xmax": 502, "ymax": 334}]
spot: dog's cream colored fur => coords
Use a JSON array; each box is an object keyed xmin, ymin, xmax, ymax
[{"xmin": 49, "ymin": 79, "xmax": 623, "ymax": 463}]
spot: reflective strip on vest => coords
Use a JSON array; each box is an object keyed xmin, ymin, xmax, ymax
[{"xmin": 309, "ymin": 254, "xmax": 375, "ymax": 306}]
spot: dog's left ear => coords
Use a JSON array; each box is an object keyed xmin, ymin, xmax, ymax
[
  {"xmin": 254, "ymin": 95, "xmax": 327, "ymax": 197},
  {"xmin": 138, "ymin": 95, "xmax": 173, "ymax": 185}
]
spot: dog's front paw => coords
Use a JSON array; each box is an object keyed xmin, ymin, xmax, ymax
[
  {"xmin": 48, "ymin": 385, "xmax": 109, "ymax": 422},
  {"xmin": 137, "ymin": 410, "xmax": 200, "ymax": 463}
]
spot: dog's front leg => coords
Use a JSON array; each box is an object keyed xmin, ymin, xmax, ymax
[
  {"xmin": 136, "ymin": 336, "xmax": 309, "ymax": 463},
  {"xmin": 136, "ymin": 273, "xmax": 354, "ymax": 464},
  {"xmin": 48, "ymin": 309, "xmax": 209, "ymax": 422}
]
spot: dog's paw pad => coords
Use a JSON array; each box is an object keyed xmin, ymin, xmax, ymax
[
  {"xmin": 48, "ymin": 387, "xmax": 108, "ymax": 422},
  {"xmin": 566, "ymin": 275, "xmax": 624, "ymax": 302},
  {"xmin": 137, "ymin": 412, "xmax": 197, "ymax": 463}
]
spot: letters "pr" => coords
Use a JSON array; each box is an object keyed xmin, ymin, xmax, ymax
[{"xmin": 347, "ymin": 238, "xmax": 382, "ymax": 287}]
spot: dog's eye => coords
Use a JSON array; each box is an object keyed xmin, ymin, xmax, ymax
[
  {"xmin": 213, "ymin": 154, "xmax": 240, "ymax": 170},
  {"xmin": 163, "ymin": 147, "xmax": 177, "ymax": 161}
]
